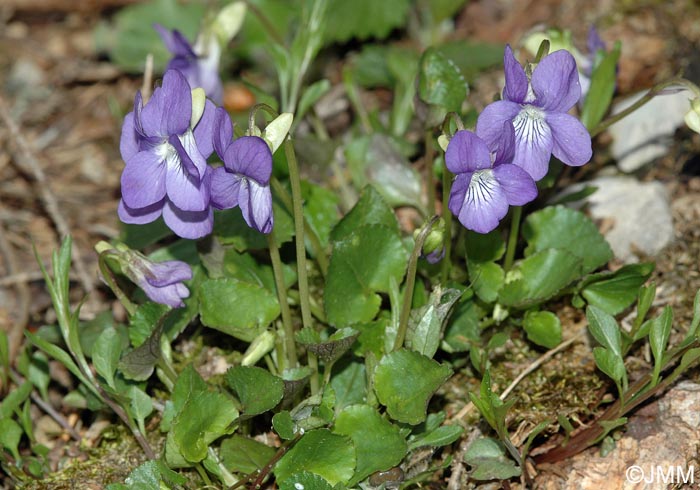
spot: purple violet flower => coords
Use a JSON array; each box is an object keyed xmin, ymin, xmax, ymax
[
  {"xmin": 155, "ymin": 24, "xmax": 223, "ymax": 104},
  {"xmin": 118, "ymin": 70, "xmax": 218, "ymax": 240},
  {"xmin": 476, "ymin": 45, "xmax": 592, "ymax": 181},
  {"xmin": 447, "ymin": 125, "xmax": 538, "ymax": 234},
  {"xmin": 210, "ymin": 108, "xmax": 274, "ymax": 234},
  {"xmin": 126, "ymin": 253, "xmax": 193, "ymax": 308}
]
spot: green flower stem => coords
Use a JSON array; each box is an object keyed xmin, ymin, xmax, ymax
[
  {"xmin": 342, "ymin": 66, "xmax": 372, "ymax": 133},
  {"xmin": 284, "ymin": 140, "xmax": 314, "ymax": 333},
  {"xmin": 97, "ymin": 252, "xmax": 136, "ymax": 316},
  {"xmin": 394, "ymin": 216, "xmax": 440, "ymax": 351},
  {"xmin": 503, "ymin": 206, "xmax": 523, "ymax": 272},
  {"xmin": 441, "ymin": 166, "xmax": 453, "ymax": 284},
  {"xmin": 271, "ymin": 177, "xmax": 329, "ymax": 276},
  {"xmin": 591, "ymin": 77, "xmax": 700, "ymax": 138},
  {"xmin": 267, "ymin": 232, "xmax": 298, "ymax": 369},
  {"xmin": 425, "ymin": 129, "xmax": 436, "ymax": 216},
  {"xmin": 284, "ymin": 139, "xmax": 319, "ymax": 393}
]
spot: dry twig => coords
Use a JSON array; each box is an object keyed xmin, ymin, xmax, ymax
[{"xmin": 0, "ymin": 94, "xmax": 95, "ymax": 300}]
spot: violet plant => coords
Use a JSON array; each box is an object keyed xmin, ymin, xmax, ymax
[{"xmin": 10, "ymin": 1, "xmax": 700, "ymax": 488}]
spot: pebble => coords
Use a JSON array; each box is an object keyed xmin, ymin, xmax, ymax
[{"xmin": 609, "ymin": 89, "xmax": 693, "ymax": 172}]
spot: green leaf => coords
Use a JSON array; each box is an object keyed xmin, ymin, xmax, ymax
[
  {"xmin": 464, "ymin": 437, "xmax": 521, "ymax": 480},
  {"xmin": 118, "ymin": 320, "xmax": 164, "ymax": 382},
  {"xmin": 25, "ymin": 331, "xmax": 98, "ymax": 399},
  {"xmin": 330, "ymin": 185, "xmax": 398, "ymax": 242},
  {"xmin": 592, "ymin": 347, "xmax": 625, "ymax": 383},
  {"xmin": 278, "ymin": 471, "xmax": 332, "ymax": 490},
  {"xmin": 92, "ymin": 327, "xmax": 122, "ymax": 389},
  {"xmin": 499, "ymin": 249, "xmax": 583, "ymax": 308},
  {"xmin": 272, "ymin": 410, "xmax": 296, "ymax": 440},
  {"xmin": 334, "ymin": 404, "xmax": 407, "ymax": 485},
  {"xmin": 687, "ymin": 289, "xmax": 700, "ymax": 339},
  {"xmin": 649, "ymin": 306, "xmax": 673, "ymax": 384},
  {"xmin": 347, "ymin": 135, "xmax": 422, "ymax": 210},
  {"xmin": 95, "ymin": 0, "xmax": 204, "ymax": 73},
  {"xmin": 325, "ymin": 224, "xmax": 409, "ymax": 326},
  {"xmin": 302, "ymin": 180, "xmax": 340, "ymax": 249},
  {"xmin": 220, "ymin": 434, "xmax": 276, "ymax": 474},
  {"xmin": 468, "ymin": 261, "xmax": 504, "ymax": 303},
  {"xmin": 426, "ymin": 0, "xmax": 468, "ymax": 23},
  {"xmin": 296, "ymin": 328, "xmax": 359, "ymax": 364},
  {"xmin": 126, "ymin": 385, "xmax": 153, "ymax": 435},
  {"xmin": 418, "ymin": 47, "xmax": 468, "ymax": 112},
  {"xmin": 352, "ymin": 318, "xmax": 388, "ymax": 359},
  {"xmin": 214, "ymin": 201, "xmax": 294, "ymax": 251},
  {"xmin": 443, "ymin": 296, "xmax": 482, "ymax": 353},
  {"xmin": 324, "ymin": 0, "xmax": 411, "ymax": 43},
  {"xmin": 117, "ymin": 460, "xmax": 186, "ymax": 489},
  {"xmin": 523, "ymin": 311, "xmax": 562, "ymax": 349},
  {"xmin": 0, "ymin": 418, "xmax": 23, "ymax": 460},
  {"xmin": 581, "ymin": 263, "xmax": 655, "ymax": 315},
  {"xmin": 523, "ymin": 206, "xmax": 613, "ymax": 275},
  {"xmin": 225, "ymin": 366, "xmax": 284, "ymax": 415},
  {"xmin": 330, "ymin": 361, "xmax": 367, "ymax": 412},
  {"xmin": 297, "ymin": 79, "xmax": 332, "ymax": 125},
  {"xmin": 199, "ymin": 278, "xmax": 280, "ymax": 341},
  {"xmin": 161, "ymin": 365, "xmax": 207, "ymax": 432},
  {"xmin": 408, "ymin": 424, "xmax": 463, "ymax": 450},
  {"xmin": 274, "ymin": 429, "xmax": 355, "ymax": 485},
  {"xmin": 374, "ymin": 349, "xmax": 452, "ymax": 425},
  {"xmin": 465, "ymin": 229, "xmax": 505, "ymax": 262},
  {"xmin": 128, "ymin": 302, "xmax": 169, "ymax": 348},
  {"xmin": 406, "ymin": 287, "xmax": 462, "ymax": 358},
  {"xmin": 172, "ymin": 391, "xmax": 239, "ymax": 462},
  {"xmin": 581, "ymin": 41, "xmax": 622, "ymax": 130},
  {"xmin": 587, "ymin": 305, "xmax": 622, "ymax": 357},
  {"xmin": 436, "ymin": 40, "xmax": 504, "ymax": 80},
  {"xmin": 27, "ymin": 353, "xmax": 50, "ymax": 401}
]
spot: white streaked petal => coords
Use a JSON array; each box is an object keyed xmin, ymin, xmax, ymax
[{"xmin": 511, "ymin": 105, "xmax": 554, "ymax": 181}]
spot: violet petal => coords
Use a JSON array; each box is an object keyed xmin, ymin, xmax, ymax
[
  {"xmin": 162, "ymin": 200, "xmax": 214, "ymax": 239},
  {"xmin": 492, "ymin": 163, "xmax": 538, "ymax": 206},
  {"xmin": 531, "ymin": 50, "xmax": 581, "ymax": 112},
  {"xmin": 547, "ymin": 112, "xmax": 593, "ymax": 167},
  {"xmin": 121, "ymin": 150, "xmax": 167, "ymax": 209},
  {"xmin": 445, "ymin": 130, "xmax": 492, "ymax": 174},
  {"xmin": 503, "ymin": 45, "xmax": 529, "ymax": 103},
  {"xmin": 224, "ymin": 136, "xmax": 273, "ymax": 185}
]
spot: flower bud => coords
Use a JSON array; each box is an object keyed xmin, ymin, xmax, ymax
[
  {"xmin": 211, "ymin": 1, "xmax": 247, "ymax": 46},
  {"xmin": 685, "ymin": 97, "xmax": 700, "ymax": 134},
  {"xmin": 263, "ymin": 112, "xmax": 294, "ymax": 154},
  {"xmin": 415, "ymin": 217, "xmax": 447, "ymax": 264}
]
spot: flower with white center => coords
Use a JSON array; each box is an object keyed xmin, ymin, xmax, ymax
[
  {"xmin": 446, "ymin": 125, "xmax": 537, "ymax": 234},
  {"xmin": 476, "ymin": 45, "xmax": 592, "ymax": 181},
  {"xmin": 118, "ymin": 70, "xmax": 218, "ymax": 239}
]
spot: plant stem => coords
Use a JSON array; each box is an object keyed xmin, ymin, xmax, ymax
[
  {"xmin": 394, "ymin": 216, "xmax": 439, "ymax": 351},
  {"xmin": 284, "ymin": 140, "xmax": 314, "ymax": 334},
  {"xmin": 267, "ymin": 232, "xmax": 298, "ymax": 368},
  {"xmin": 425, "ymin": 129, "xmax": 436, "ymax": 216},
  {"xmin": 440, "ymin": 167, "xmax": 453, "ymax": 284},
  {"xmin": 271, "ymin": 177, "xmax": 328, "ymax": 276},
  {"xmin": 503, "ymin": 206, "xmax": 522, "ymax": 272},
  {"xmin": 284, "ymin": 139, "xmax": 318, "ymax": 393},
  {"xmin": 591, "ymin": 77, "xmax": 700, "ymax": 137},
  {"xmin": 98, "ymin": 253, "xmax": 136, "ymax": 316}
]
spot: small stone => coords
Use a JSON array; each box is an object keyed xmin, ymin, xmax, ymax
[
  {"xmin": 567, "ymin": 176, "xmax": 673, "ymax": 262},
  {"xmin": 609, "ymin": 90, "xmax": 693, "ymax": 172}
]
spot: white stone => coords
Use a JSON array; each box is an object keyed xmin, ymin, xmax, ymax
[
  {"xmin": 565, "ymin": 176, "xmax": 673, "ymax": 262},
  {"xmin": 609, "ymin": 90, "xmax": 693, "ymax": 172}
]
